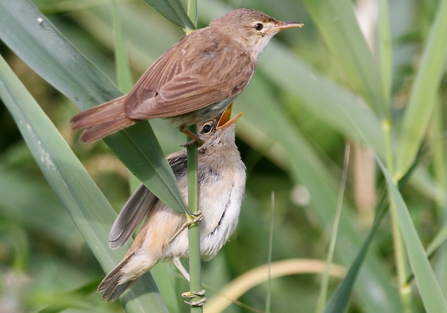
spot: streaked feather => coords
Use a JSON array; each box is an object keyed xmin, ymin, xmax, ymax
[{"xmin": 109, "ymin": 184, "xmax": 156, "ymax": 249}]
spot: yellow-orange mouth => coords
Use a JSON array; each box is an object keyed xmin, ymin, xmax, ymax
[{"xmin": 216, "ymin": 104, "xmax": 244, "ymax": 129}]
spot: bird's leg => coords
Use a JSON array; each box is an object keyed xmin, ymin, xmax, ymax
[
  {"xmin": 167, "ymin": 211, "xmax": 203, "ymax": 244},
  {"xmin": 173, "ymin": 256, "xmax": 190, "ymax": 281},
  {"xmin": 179, "ymin": 126, "xmax": 204, "ymax": 147},
  {"xmin": 172, "ymin": 257, "xmax": 207, "ymax": 306}
]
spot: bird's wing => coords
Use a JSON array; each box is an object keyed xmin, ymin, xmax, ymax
[
  {"xmin": 124, "ymin": 32, "xmax": 255, "ymax": 119},
  {"xmin": 109, "ymin": 184, "xmax": 157, "ymax": 249},
  {"xmin": 164, "ymin": 150, "xmax": 188, "ymax": 185},
  {"xmin": 108, "ymin": 150, "xmax": 188, "ymax": 249}
]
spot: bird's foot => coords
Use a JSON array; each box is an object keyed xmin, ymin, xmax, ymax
[
  {"xmin": 181, "ymin": 137, "xmax": 204, "ymax": 147},
  {"xmin": 167, "ymin": 211, "xmax": 203, "ymax": 244},
  {"xmin": 187, "ymin": 210, "xmax": 203, "ymax": 225},
  {"xmin": 182, "ymin": 290, "xmax": 206, "ymax": 307},
  {"xmin": 179, "ymin": 127, "xmax": 204, "ymax": 147}
]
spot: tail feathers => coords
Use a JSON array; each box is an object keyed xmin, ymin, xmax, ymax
[
  {"xmin": 98, "ymin": 253, "xmax": 138, "ymax": 302},
  {"xmin": 71, "ymin": 95, "xmax": 136, "ymax": 142},
  {"xmin": 71, "ymin": 95, "xmax": 127, "ymax": 129},
  {"xmin": 79, "ymin": 117, "xmax": 135, "ymax": 142}
]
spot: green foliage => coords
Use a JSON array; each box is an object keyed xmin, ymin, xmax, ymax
[{"xmin": 1, "ymin": 0, "xmax": 447, "ymax": 312}]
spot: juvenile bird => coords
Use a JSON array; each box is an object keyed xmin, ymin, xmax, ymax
[
  {"xmin": 71, "ymin": 8, "xmax": 303, "ymax": 142},
  {"xmin": 98, "ymin": 105, "xmax": 246, "ymax": 301}
]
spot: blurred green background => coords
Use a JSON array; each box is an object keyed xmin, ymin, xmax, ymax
[{"xmin": 1, "ymin": 0, "xmax": 447, "ymax": 312}]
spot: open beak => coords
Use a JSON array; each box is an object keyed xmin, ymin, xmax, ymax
[
  {"xmin": 269, "ymin": 21, "xmax": 304, "ymax": 33},
  {"xmin": 216, "ymin": 103, "xmax": 244, "ymax": 130}
]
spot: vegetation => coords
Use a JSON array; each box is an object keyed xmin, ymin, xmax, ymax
[{"xmin": 0, "ymin": 0, "xmax": 446, "ymax": 312}]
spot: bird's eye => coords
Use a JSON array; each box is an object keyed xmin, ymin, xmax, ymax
[
  {"xmin": 202, "ymin": 124, "xmax": 213, "ymax": 134},
  {"xmin": 254, "ymin": 23, "xmax": 264, "ymax": 31}
]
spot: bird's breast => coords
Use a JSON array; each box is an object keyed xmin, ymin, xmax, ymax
[
  {"xmin": 197, "ymin": 153, "xmax": 246, "ymax": 260},
  {"xmin": 161, "ymin": 150, "xmax": 246, "ymax": 261}
]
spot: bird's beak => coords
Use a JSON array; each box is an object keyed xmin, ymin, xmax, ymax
[
  {"xmin": 217, "ymin": 104, "xmax": 244, "ymax": 129},
  {"xmin": 269, "ymin": 21, "xmax": 304, "ymax": 33}
]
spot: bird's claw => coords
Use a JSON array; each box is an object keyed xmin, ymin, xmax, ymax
[
  {"xmin": 188, "ymin": 210, "xmax": 203, "ymax": 224},
  {"xmin": 181, "ymin": 137, "xmax": 204, "ymax": 147},
  {"xmin": 179, "ymin": 126, "xmax": 204, "ymax": 147},
  {"xmin": 167, "ymin": 211, "xmax": 203, "ymax": 245},
  {"xmin": 182, "ymin": 290, "xmax": 206, "ymax": 306}
]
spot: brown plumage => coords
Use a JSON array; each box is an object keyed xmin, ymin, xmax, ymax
[
  {"xmin": 71, "ymin": 8, "xmax": 303, "ymax": 142},
  {"xmin": 98, "ymin": 106, "xmax": 246, "ymax": 301}
]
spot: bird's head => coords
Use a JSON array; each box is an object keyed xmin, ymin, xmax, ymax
[{"xmin": 210, "ymin": 8, "xmax": 303, "ymax": 59}]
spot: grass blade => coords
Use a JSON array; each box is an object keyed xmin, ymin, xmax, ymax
[
  {"xmin": 261, "ymin": 44, "xmax": 385, "ymax": 156},
  {"xmin": 405, "ymin": 221, "xmax": 447, "ymax": 284},
  {"xmin": 317, "ymin": 144, "xmax": 350, "ymax": 312},
  {"xmin": 0, "ymin": 55, "xmax": 168, "ymax": 312},
  {"xmin": 235, "ymin": 75, "xmax": 401, "ymax": 313},
  {"xmin": 110, "ymin": 0, "xmax": 143, "ymax": 193},
  {"xmin": 395, "ymin": 0, "xmax": 447, "ymax": 178},
  {"xmin": 378, "ymin": 159, "xmax": 447, "ymax": 313},
  {"xmin": 303, "ymin": 0, "xmax": 387, "ymax": 117},
  {"xmin": 110, "ymin": 0, "xmax": 133, "ymax": 93},
  {"xmin": 0, "ymin": 0, "xmax": 187, "ymax": 215},
  {"xmin": 141, "ymin": 0, "xmax": 195, "ymax": 30},
  {"xmin": 38, "ymin": 279, "xmax": 101, "ymax": 313},
  {"xmin": 324, "ymin": 197, "xmax": 388, "ymax": 313},
  {"xmin": 378, "ymin": 0, "xmax": 392, "ymax": 102}
]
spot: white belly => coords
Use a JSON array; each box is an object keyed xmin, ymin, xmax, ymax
[{"xmin": 164, "ymin": 146, "xmax": 246, "ymax": 261}]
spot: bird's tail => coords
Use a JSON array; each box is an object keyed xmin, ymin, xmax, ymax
[
  {"xmin": 71, "ymin": 95, "xmax": 135, "ymax": 142},
  {"xmin": 98, "ymin": 248, "xmax": 159, "ymax": 301},
  {"xmin": 97, "ymin": 252, "xmax": 138, "ymax": 302}
]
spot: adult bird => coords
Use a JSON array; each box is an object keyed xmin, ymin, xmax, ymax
[{"xmin": 71, "ymin": 8, "xmax": 303, "ymax": 143}]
